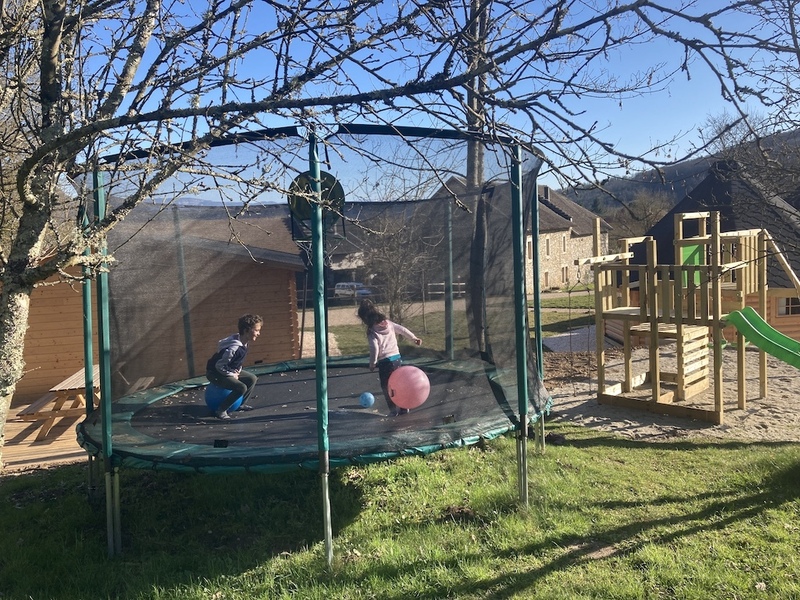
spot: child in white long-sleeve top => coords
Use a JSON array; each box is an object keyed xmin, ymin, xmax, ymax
[{"xmin": 357, "ymin": 299, "xmax": 422, "ymax": 416}]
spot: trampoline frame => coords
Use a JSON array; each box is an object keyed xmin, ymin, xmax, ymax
[{"xmin": 78, "ymin": 123, "xmax": 547, "ymax": 559}]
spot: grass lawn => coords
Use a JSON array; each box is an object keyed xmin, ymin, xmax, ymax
[
  {"xmin": 331, "ymin": 310, "xmax": 594, "ymax": 357},
  {"xmin": 538, "ymin": 293, "xmax": 595, "ymax": 310},
  {"xmin": 1, "ymin": 422, "xmax": 798, "ymax": 599}
]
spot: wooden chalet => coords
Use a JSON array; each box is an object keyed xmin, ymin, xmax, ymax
[
  {"xmin": 632, "ymin": 160, "xmax": 800, "ymax": 343},
  {"xmin": 12, "ymin": 203, "xmax": 305, "ymax": 408}
]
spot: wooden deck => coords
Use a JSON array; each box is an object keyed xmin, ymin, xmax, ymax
[{"xmin": 2, "ymin": 410, "xmax": 89, "ymax": 473}]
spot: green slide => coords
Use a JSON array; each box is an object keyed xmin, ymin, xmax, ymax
[{"xmin": 725, "ymin": 306, "xmax": 800, "ymax": 369}]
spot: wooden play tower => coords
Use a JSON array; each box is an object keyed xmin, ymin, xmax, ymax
[{"xmin": 578, "ymin": 210, "xmax": 799, "ymax": 425}]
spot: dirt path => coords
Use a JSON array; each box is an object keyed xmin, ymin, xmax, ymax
[{"xmin": 543, "ymin": 346, "xmax": 800, "ymax": 443}]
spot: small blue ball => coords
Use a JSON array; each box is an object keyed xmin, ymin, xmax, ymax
[{"xmin": 359, "ymin": 392, "xmax": 375, "ymax": 408}]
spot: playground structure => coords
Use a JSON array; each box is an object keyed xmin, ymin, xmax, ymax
[{"xmin": 579, "ymin": 210, "xmax": 800, "ymax": 425}]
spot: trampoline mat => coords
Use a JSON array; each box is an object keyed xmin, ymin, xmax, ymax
[{"xmin": 77, "ymin": 359, "xmax": 524, "ymax": 472}]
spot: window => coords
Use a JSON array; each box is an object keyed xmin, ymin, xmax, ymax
[
  {"xmin": 543, "ymin": 271, "xmax": 549, "ymax": 288},
  {"xmin": 545, "ymin": 237, "xmax": 550, "ymax": 257},
  {"xmin": 778, "ymin": 297, "xmax": 800, "ymax": 316},
  {"xmin": 527, "ymin": 239, "xmax": 532, "ymax": 259},
  {"xmin": 562, "ymin": 234, "xmax": 567, "ymax": 253},
  {"xmin": 561, "ymin": 266, "xmax": 569, "ymax": 284}
]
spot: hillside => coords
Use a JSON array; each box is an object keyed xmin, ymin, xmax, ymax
[
  {"xmin": 565, "ymin": 128, "xmax": 800, "ymax": 213},
  {"xmin": 564, "ymin": 155, "xmax": 715, "ymax": 213}
]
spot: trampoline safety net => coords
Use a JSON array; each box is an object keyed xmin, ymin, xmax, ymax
[{"xmin": 76, "ymin": 125, "xmax": 551, "ymax": 472}]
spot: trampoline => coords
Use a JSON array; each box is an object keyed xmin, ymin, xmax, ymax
[
  {"xmin": 75, "ymin": 124, "xmax": 549, "ymax": 556},
  {"xmin": 78, "ymin": 356, "xmax": 526, "ymax": 473}
]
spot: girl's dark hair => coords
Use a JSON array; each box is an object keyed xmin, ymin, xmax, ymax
[{"xmin": 357, "ymin": 299, "xmax": 386, "ymax": 328}]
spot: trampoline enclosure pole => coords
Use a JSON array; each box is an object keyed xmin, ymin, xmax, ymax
[
  {"xmin": 530, "ymin": 159, "xmax": 545, "ymax": 454},
  {"xmin": 94, "ymin": 170, "xmax": 119, "ymax": 555},
  {"xmin": 445, "ymin": 199, "xmax": 454, "ymax": 359},
  {"xmin": 510, "ymin": 145, "xmax": 529, "ymax": 506},
  {"xmin": 80, "ymin": 208, "xmax": 99, "ymax": 499},
  {"xmin": 309, "ymin": 133, "xmax": 334, "ymax": 567}
]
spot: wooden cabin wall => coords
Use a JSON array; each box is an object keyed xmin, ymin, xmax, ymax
[
  {"xmin": 14, "ymin": 264, "xmax": 302, "ymax": 407},
  {"xmin": 190, "ymin": 267, "xmax": 300, "ymax": 370},
  {"xmin": 14, "ymin": 274, "xmax": 98, "ymax": 408},
  {"xmin": 111, "ymin": 262, "xmax": 301, "ymax": 394},
  {"xmin": 747, "ymin": 292, "xmax": 800, "ymax": 341}
]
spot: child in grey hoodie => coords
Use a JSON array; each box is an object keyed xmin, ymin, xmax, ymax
[
  {"xmin": 205, "ymin": 313, "xmax": 262, "ymax": 419},
  {"xmin": 357, "ymin": 299, "xmax": 422, "ymax": 416}
]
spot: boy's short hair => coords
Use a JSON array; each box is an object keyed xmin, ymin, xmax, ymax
[{"xmin": 238, "ymin": 314, "xmax": 263, "ymax": 335}]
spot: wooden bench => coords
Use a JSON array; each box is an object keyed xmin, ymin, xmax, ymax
[
  {"xmin": 16, "ymin": 366, "xmax": 100, "ymax": 441},
  {"xmin": 126, "ymin": 376, "xmax": 155, "ymax": 394}
]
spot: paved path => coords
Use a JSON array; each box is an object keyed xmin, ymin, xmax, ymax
[{"xmin": 541, "ymin": 325, "xmax": 618, "ymax": 352}]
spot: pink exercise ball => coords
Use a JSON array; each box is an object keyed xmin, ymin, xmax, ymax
[{"xmin": 388, "ymin": 366, "xmax": 430, "ymax": 409}]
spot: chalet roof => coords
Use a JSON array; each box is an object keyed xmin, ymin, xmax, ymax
[
  {"xmin": 217, "ymin": 174, "xmax": 612, "ymax": 269},
  {"xmin": 536, "ymin": 185, "xmax": 612, "ymax": 235},
  {"xmin": 109, "ymin": 203, "xmax": 305, "ymax": 271},
  {"xmin": 643, "ymin": 160, "xmax": 800, "ymax": 289}
]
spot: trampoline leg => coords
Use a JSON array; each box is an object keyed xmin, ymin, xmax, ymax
[
  {"xmin": 535, "ymin": 416, "xmax": 546, "ymax": 454},
  {"xmin": 321, "ymin": 472, "xmax": 333, "ymax": 569},
  {"xmin": 104, "ymin": 466, "xmax": 123, "ymax": 557},
  {"xmin": 87, "ymin": 455, "xmax": 101, "ymax": 505},
  {"xmin": 113, "ymin": 466, "xmax": 122, "ymax": 555},
  {"xmin": 104, "ymin": 470, "xmax": 115, "ymax": 557},
  {"xmin": 517, "ymin": 417, "xmax": 529, "ymax": 507}
]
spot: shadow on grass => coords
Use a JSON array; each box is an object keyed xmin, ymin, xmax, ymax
[
  {"xmin": 3, "ymin": 431, "xmax": 798, "ymax": 599},
  {"xmin": 309, "ymin": 453, "xmax": 800, "ymax": 600},
  {"xmin": 0, "ymin": 462, "xmax": 365, "ymax": 599},
  {"xmin": 548, "ymin": 420, "xmax": 800, "ymax": 453}
]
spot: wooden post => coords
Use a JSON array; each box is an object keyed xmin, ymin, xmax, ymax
[
  {"xmin": 646, "ymin": 237, "xmax": 660, "ymax": 406},
  {"xmin": 710, "ymin": 212, "xmax": 724, "ymax": 424},
  {"xmin": 736, "ymin": 232, "xmax": 747, "ymax": 410},
  {"xmin": 759, "ymin": 230, "xmax": 768, "ymax": 398},
  {"xmin": 593, "ymin": 218, "xmax": 605, "ymax": 397},
  {"xmin": 621, "ymin": 238, "xmax": 632, "ymax": 392}
]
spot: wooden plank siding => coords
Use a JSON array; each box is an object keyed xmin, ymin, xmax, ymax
[
  {"xmin": 13, "ymin": 273, "xmax": 99, "ymax": 408},
  {"xmin": 189, "ymin": 267, "xmax": 301, "ymax": 370},
  {"xmin": 106, "ymin": 261, "xmax": 302, "ymax": 392},
  {"xmin": 12, "ymin": 265, "xmax": 301, "ymax": 406},
  {"xmin": 607, "ymin": 288, "xmax": 800, "ymax": 346}
]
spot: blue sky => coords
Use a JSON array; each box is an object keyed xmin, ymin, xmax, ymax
[
  {"xmin": 534, "ymin": 65, "xmax": 737, "ymax": 187},
  {"xmin": 528, "ymin": 6, "xmax": 773, "ymax": 187},
  {"xmin": 122, "ymin": 2, "xmax": 777, "ymax": 197}
]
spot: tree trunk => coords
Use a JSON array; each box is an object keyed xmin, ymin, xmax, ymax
[{"xmin": 0, "ymin": 285, "xmax": 33, "ymax": 469}]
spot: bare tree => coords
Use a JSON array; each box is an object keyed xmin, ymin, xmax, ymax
[
  {"xmin": 0, "ymin": 0, "xmax": 799, "ymax": 462},
  {"xmin": 699, "ymin": 111, "xmax": 800, "ymax": 213},
  {"xmin": 610, "ymin": 190, "xmax": 674, "ymax": 239},
  {"xmin": 359, "ymin": 209, "xmax": 441, "ymax": 323}
]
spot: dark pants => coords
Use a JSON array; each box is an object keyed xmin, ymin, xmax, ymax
[
  {"xmin": 378, "ymin": 358, "xmax": 401, "ymax": 411},
  {"xmin": 206, "ymin": 369, "xmax": 258, "ymax": 412}
]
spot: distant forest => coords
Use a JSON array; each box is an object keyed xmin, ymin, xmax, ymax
[
  {"xmin": 561, "ymin": 155, "xmax": 715, "ymax": 215},
  {"xmin": 563, "ymin": 128, "xmax": 800, "ymax": 238}
]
